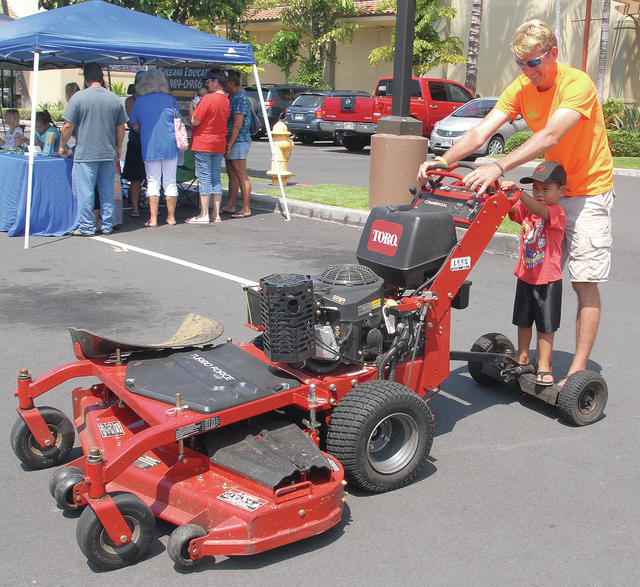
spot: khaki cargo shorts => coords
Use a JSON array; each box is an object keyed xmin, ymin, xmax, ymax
[{"xmin": 560, "ymin": 190, "xmax": 614, "ymax": 282}]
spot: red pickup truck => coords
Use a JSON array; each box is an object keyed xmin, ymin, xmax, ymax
[{"xmin": 319, "ymin": 77, "xmax": 475, "ymax": 151}]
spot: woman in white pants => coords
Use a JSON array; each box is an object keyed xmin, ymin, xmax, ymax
[{"xmin": 129, "ymin": 69, "xmax": 180, "ymax": 227}]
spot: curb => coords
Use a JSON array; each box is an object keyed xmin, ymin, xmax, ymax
[{"xmin": 249, "ymin": 190, "xmax": 520, "ymax": 258}]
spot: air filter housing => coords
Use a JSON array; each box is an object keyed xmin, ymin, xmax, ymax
[{"xmin": 259, "ymin": 274, "xmax": 315, "ymax": 363}]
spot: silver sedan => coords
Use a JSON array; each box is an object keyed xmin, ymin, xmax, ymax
[{"xmin": 429, "ymin": 97, "xmax": 530, "ymax": 157}]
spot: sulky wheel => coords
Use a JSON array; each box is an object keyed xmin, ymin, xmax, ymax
[
  {"xmin": 167, "ymin": 524, "xmax": 208, "ymax": 567},
  {"xmin": 10, "ymin": 407, "xmax": 75, "ymax": 469},
  {"xmin": 76, "ymin": 492, "xmax": 156, "ymax": 570},
  {"xmin": 468, "ymin": 332, "xmax": 516, "ymax": 387},
  {"xmin": 54, "ymin": 473, "xmax": 86, "ymax": 512},
  {"xmin": 49, "ymin": 465, "xmax": 84, "ymax": 497},
  {"xmin": 557, "ymin": 371, "xmax": 608, "ymax": 426},
  {"xmin": 326, "ymin": 380, "xmax": 434, "ymax": 493}
]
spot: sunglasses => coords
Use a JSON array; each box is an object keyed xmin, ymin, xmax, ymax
[{"xmin": 515, "ymin": 48, "xmax": 552, "ymax": 68}]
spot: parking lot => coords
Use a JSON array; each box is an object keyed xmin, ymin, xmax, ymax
[{"xmin": 1, "ymin": 156, "xmax": 638, "ymax": 586}]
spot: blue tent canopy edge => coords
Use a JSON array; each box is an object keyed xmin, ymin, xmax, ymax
[{"xmin": 0, "ymin": 0, "xmax": 255, "ymax": 69}]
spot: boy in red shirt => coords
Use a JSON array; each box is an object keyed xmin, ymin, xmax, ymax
[{"xmin": 503, "ymin": 161, "xmax": 567, "ymax": 386}]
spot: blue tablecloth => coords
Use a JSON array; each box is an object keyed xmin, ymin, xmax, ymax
[{"xmin": 0, "ymin": 152, "xmax": 76, "ymax": 237}]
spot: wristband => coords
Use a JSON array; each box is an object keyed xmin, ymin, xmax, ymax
[
  {"xmin": 493, "ymin": 160, "xmax": 506, "ymax": 176},
  {"xmin": 434, "ymin": 156, "xmax": 448, "ymax": 166}
]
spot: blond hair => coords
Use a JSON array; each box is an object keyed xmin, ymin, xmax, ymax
[
  {"xmin": 4, "ymin": 108, "xmax": 20, "ymax": 128},
  {"xmin": 511, "ymin": 20, "xmax": 557, "ymax": 59}
]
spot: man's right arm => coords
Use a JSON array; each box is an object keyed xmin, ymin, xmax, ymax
[
  {"xmin": 58, "ymin": 121, "xmax": 75, "ymax": 157},
  {"xmin": 417, "ymin": 108, "xmax": 510, "ymax": 184}
]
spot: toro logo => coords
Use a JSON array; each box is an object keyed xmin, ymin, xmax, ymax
[{"xmin": 368, "ymin": 219, "xmax": 403, "ymax": 256}]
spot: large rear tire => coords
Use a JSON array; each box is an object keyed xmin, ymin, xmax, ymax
[
  {"xmin": 468, "ymin": 332, "xmax": 515, "ymax": 387},
  {"xmin": 326, "ymin": 380, "xmax": 433, "ymax": 492},
  {"xmin": 557, "ymin": 371, "xmax": 607, "ymax": 426}
]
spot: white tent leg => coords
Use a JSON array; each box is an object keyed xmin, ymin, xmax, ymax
[
  {"xmin": 252, "ymin": 64, "xmax": 290, "ymax": 221},
  {"xmin": 23, "ymin": 51, "xmax": 40, "ymax": 250}
]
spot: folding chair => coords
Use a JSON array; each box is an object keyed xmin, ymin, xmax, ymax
[{"xmin": 176, "ymin": 148, "xmax": 199, "ymax": 208}]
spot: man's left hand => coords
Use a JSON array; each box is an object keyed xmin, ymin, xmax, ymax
[{"xmin": 462, "ymin": 163, "xmax": 503, "ymax": 196}]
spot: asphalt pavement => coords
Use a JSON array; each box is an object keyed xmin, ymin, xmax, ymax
[{"xmin": 1, "ymin": 145, "xmax": 639, "ymax": 586}]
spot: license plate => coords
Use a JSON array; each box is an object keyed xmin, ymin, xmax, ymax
[
  {"xmin": 442, "ymin": 138, "xmax": 453, "ymax": 147},
  {"xmin": 344, "ymin": 122, "xmax": 354, "ymax": 130},
  {"xmin": 294, "ymin": 114, "xmax": 304, "ymax": 120}
]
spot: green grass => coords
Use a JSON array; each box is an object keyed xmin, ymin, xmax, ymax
[
  {"xmin": 259, "ymin": 184, "xmax": 371, "ymax": 210},
  {"xmin": 613, "ymin": 157, "xmax": 640, "ymax": 170},
  {"xmin": 258, "ymin": 183, "xmax": 523, "ymax": 234}
]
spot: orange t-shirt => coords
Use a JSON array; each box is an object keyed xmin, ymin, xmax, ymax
[
  {"xmin": 496, "ymin": 62, "xmax": 613, "ymax": 197},
  {"xmin": 191, "ymin": 92, "xmax": 230, "ymax": 154}
]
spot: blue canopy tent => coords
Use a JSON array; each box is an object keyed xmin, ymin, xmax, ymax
[{"xmin": 0, "ymin": 0, "xmax": 291, "ymax": 247}]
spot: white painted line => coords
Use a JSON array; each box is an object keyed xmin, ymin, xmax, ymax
[
  {"xmin": 91, "ymin": 235, "xmax": 259, "ymax": 287},
  {"xmin": 437, "ymin": 389, "xmax": 472, "ymax": 406}
]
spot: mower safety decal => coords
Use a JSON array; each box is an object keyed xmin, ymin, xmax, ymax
[
  {"xmin": 368, "ymin": 219, "xmax": 402, "ymax": 257},
  {"xmin": 450, "ymin": 256, "xmax": 471, "ymax": 271},
  {"xmin": 97, "ymin": 421, "xmax": 125, "ymax": 437},
  {"xmin": 217, "ymin": 490, "xmax": 268, "ymax": 512},
  {"xmin": 134, "ymin": 455, "xmax": 162, "ymax": 470},
  {"xmin": 175, "ymin": 416, "xmax": 220, "ymax": 441}
]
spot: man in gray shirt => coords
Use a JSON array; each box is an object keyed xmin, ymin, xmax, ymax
[{"xmin": 59, "ymin": 62, "xmax": 127, "ymax": 235}]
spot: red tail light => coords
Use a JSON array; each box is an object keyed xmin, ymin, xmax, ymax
[
  {"xmin": 264, "ymin": 100, "xmax": 275, "ymax": 109},
  {"xmin": 315, "ymin": 107, "xmax": 324, "ymax": 119}
]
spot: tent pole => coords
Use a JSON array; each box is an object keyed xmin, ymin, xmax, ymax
[
  {"xmin": 23, "ymin": 51, "xmax": 40, "ymax": 250},
  {"xmin": 252, "ymin": 64, "xmax": 290, "ymax": 221}
]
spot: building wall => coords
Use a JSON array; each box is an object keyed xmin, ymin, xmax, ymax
[
  {"xmin": 247, "ymin": 0, "xmax": 639, "ymax": 104},
  {"xmin": 13, "ymin": 0, "xmax": 639, "ymax": 106}
]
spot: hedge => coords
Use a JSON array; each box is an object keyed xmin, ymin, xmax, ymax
[
  {"xmin": 607, "ymin": 131, "xmax": 640, "ymax": 157},
  {"xmin": 505, "ymin": 130, "xmax": 640, "ymax": 157},
  {"xmin": 2, "ymin": 108, "xmax": 65, "ymax": 122}
]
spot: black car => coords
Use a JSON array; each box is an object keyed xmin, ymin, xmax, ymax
[
  {"xmin": 245, "ymin": 84, "xmax": 315, "ymax": 137},
  {"xmin": 284, "ymin": 90, "xmax": 372, "ymax": 144}
]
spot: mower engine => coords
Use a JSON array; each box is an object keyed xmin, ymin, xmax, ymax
[{"xmin": 256, "ymin": 205, "xmax": 462, "ymax": 374}]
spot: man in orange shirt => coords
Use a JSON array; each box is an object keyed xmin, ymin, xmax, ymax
[{"xmin": 418, "ymin": 19, "xmax": 614, "ymax": 382}]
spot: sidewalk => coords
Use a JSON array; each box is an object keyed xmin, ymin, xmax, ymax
[{"xmin": 246, "ymin": 160, "xmax": 638, "ymax": 259}]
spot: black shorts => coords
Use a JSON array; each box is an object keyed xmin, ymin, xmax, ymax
[
  {"xmin": 121, "ymin": 140, "xmax": 146, "ymax": 182},
  {"xmin": 512, "ymin": 279, "xmax": 562, "ymax": 334}
]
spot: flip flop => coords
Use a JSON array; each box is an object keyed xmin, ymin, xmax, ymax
[
  {"xmin": 186, "ymin": 217, "xmax": 210, "ymax": 224},
  {"xmin": 167, "ymin": 220, "xmax": 176, "ymax": 226},
  {"xmin": 213, "ymin": 218, "xmax": 222, "ymax": 223},
  {"xmin": 536, "ymin": 372, "xmax": 554, "ymax": 386},
  {"xmin": 220, "ymin": 208, "xmax": 235, "ymax": 214},
  {"xmin": 130, "ymin": 211, "xmax": 140, "ymax": 218},
  {"xmin": 231, "ymin": 212, "xmax": 251, "ymax": 218},
  {"xmin": 144, "ymin": 221, "xmax": 158, "ymax": 228}
]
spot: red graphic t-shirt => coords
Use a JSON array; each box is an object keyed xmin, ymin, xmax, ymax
[{"xmin": 509, "ymin": 201, "xmax": 566, "ymax": 285}]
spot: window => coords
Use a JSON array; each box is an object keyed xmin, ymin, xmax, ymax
[
  {"xmin": 446, "ymin": 82, "xmax": 474, "ymax": 103},
  {"xmin": 427, "ymin": 81, "xmax": 448, "ymax": 102}
]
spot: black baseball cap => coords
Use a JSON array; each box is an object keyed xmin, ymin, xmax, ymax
[
  {"xmin": 520, "ymin": 161, "xmax": 567, "ymax": 186},
  {"xmin": 203, "ymin": 69, "xmax": 228, "ymax": 82}
]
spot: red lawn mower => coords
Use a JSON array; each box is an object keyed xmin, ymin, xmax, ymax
[{"xmin": 11, "ymin": 164, "xmax": 607, "ymax": 571}]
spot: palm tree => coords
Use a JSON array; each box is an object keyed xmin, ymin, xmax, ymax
[
  {"xmin": 465, "ymin": 0, "xmax": 482, "ymax": 95},
  {"xmin": 597, "ymin": 0, "xmax": 611, "ymax": 102}
]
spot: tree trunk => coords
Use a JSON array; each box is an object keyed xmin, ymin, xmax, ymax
[
  {"xmin": 555, "ymin": 0, "xmax": 562, "ymax": 56},
  {"xmin": 597, "ymin": 0, "xmax": 611, "ymax": 103},
  {"xmin": 465, "ymin": 0, "xmax": 482, "ymax": 96}
]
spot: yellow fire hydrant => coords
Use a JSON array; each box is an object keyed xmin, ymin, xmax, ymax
[{"xmin": 266, "ymin": 120, "xmax": 295, "ymax": 186}]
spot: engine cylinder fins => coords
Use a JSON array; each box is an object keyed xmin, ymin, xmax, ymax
[{"xmin": 318, "ymin": 264, "xmax": 381, "ymax": 286}]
